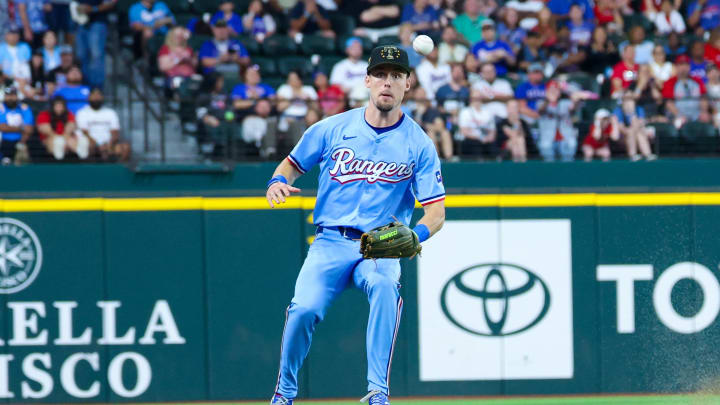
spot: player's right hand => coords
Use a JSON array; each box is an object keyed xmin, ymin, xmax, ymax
[{"xmin": 266, "ymin": 182, "xmax": 301, "ymax": 208}]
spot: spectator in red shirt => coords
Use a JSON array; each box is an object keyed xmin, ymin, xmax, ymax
[
  {"xmin": 594, "ymin": 0, "xmax": 623, "ymax": 34},
  {"xmin": 157, "ymin": 26, "xmax": 197, "ymax": 82},
  {"xmin": 583, "ymin": 108, "xmax": 620, "ymax": 161},
  {"xmin": 663, "ymin": 54, "xmax": 707, "ymax": 126},
  {"xmin": 314, "ymin": 71, "xmax": 345, "ymax": 117},
  {"xmin": 611, "ymin": 45, "xmax": 638, "ymax": 96},
  {"xmin": 643, "ymin": 0, "xmax": 681, "ymax": 20},
  {"xmin": 705, "ymin": 28, "xmax": 720, "ymax": 67},
  {"xmin": 36, "ymin": 95, "xmax": 90, "ymax": 160}
]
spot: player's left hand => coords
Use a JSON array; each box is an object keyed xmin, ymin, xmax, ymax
[
  {"xmin": 266, "ymin": 182, "xmax": 301, "ymax": 208},
  {"xmin": 360, "ymin": 221, "xmax": 422, "ymax": 259}
]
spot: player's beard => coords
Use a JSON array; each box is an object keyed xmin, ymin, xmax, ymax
[
  {"xmin": 374, "ymin": 95, "xmax": 398, "ymax": 113},
  {"xmin": 376, "ymin": 100, "xmax": 394, "ymax": 112}
]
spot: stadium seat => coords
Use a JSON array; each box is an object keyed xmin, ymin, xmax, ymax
[
  {"xmin": 238, "ymin": 35, "xmax": 261, "ymax": 55},
  {"xmin": 276, "ymin": 56, "xmax": 313, "ymax": 77},
  {"xmin": 319, "ymin": 55, "xmax": 343, "ymax": 75},
  {"xmin": 376, "ymin": 35, "xmax": 400, "ymax": 46},
  {"xmin": 189, "ymin": 34, "xmax": 212, "ymax": 51},
  {"xmin": 175, "ymin": 13, "xmax": 197, "ymax": 28},
  {"xmin": 265, "ymin": 75, "xmax": 286, "ymax": 90},
  {"xmin": 223, "ymin": 77, "xmax": 243, "ymax": 93},
  {"xmin": 680, "ymin": 121, "xmax": 718, "ymax": 155},
  {"xmin": 329, "ymin": 14, "xmax": 356, "ymax": 37},
  {"xmin": 23, "ymin": 99, "xmax": 47, "ymax": 115},
  {"xmin": 567, "ymin": 72, "xmax": 599, "ymax": 94},
  {"xmin": 301, "ymin": 35, "xmax": 337, "ymax": 55},
  {"xmin": 165, "ymin": 0, "xmax": 191, "ymax": 13},
  {"xmin": 191, "ymin": 0, "xmax": 225, "ymax": 14},
  {"xmin": 649, "ymin": 122, "xmax": 680, "ymax": 155},
  {"xmin": 253, "ymin": 57, "xmax": 278, "ymax": 76},
  {"xmin": 263, "ymin": 35, "xmax": 299, "ymax": 56}
]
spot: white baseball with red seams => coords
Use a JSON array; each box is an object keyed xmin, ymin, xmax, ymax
[{"xmin": 413, "ymin": 35, "xmax": 434, "ymax": 55}]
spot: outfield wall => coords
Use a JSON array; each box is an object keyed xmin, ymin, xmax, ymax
[{"xmin": 1, "ymin": 162, "xmax": 720, "ymax": 402}]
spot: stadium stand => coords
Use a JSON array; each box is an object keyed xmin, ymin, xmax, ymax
[{"xmin": 0, "ymin": 0, "xmax": 720, "ymax": 163}]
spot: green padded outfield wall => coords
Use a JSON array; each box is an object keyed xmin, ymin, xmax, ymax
[{"xmin": 1, "ymin": 161, "xmax": 720, "ymax": 402}]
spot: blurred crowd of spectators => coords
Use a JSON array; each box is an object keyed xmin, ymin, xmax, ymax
[
  {"xmin": 0, "ymin": 0, "xmax": 129, "ymax": 163},
  {"xmin": 4, "ymin": 0, "xmax": 720, "ymax": 163}
]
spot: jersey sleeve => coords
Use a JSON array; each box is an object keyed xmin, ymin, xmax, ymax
[
  {"xmin": 109, "ymin": 110, "xmax": 120, "ymax": 130},
  {"xmin": 412, "ymin": 136, "xmax": 445, "ymax": 206},
  {"xmin": 287, "ymin": 121, "xmax": 327, "ymax": 174},
  {"xmin": 128, "ymin": 4, "xmax": 142, "ymax": 25},
  {"xmin": 22, "ymin": 107, "xmax": 33, "ymax": 125}
]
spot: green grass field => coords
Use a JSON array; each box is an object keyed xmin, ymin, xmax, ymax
[{"xmin": 134, "ymin": 395, "xmax": 720, "ymax": 405}]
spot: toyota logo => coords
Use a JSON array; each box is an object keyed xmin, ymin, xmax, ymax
[{"xmin": 440, "ymin": 263, "xmax": 551, "ymax": 336}]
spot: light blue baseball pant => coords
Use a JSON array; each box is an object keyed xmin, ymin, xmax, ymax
[{"xmin": 274, "ymin": 227, "xmax": 403, "ymax": 398}]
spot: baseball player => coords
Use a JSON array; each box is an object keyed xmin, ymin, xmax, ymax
[{"xmin": 265, "ymin": 45, "xmax": 446, "ymax": 405}]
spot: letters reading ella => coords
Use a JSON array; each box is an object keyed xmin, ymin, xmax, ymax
[
  {"xmin": 329, "ymin": 147, "xmax": 416, "ymax": 184},
  {"xmin": 0, "ymin": 300, "xmax": 185, "ymax": 346}
]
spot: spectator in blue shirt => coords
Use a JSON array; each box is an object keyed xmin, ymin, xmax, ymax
[
  {"xmin": 518, "ymin": 30, "xmax": 547, "ymax": 72},
  {"xmin": 232, "ymin": 64, "xmax": 276, "ymax": 110},
  {"xmin": 0, "ymin": 0, "xmax": 11, "ymax": 40},
  {"xmin": 211, "ymin": 0, "xmax": 244, "ymax": 36},
  {"xmin": 401, "ymin": 0, "xmax": 440, "ymax": 37},
  {"xmin": 471, "ymin": 19, "xmax": 515, "ymax": 77},
  {"xmin": 690, "ymin": 40, "xmax": 710, "ymax": 83},
  {"xmin": 129, "ymin": 0, "xmax": 175, "ymax": 58},
  {"xmin": 242, "ymin": 0, "xmax": 277, "ymax": 43},
  {"xmin": 0, "ymin": 87, "xmax": 34, "ymax": 161},
  {"xmin": 52, "ymin": 66, "xmax": 91, "ymax": 114},
  {"xmin": 547, "ymin": 0, "xmax": 594, "ymax": 21},
  {"xmin": 688, "ymin": 0, "xmax": 720, "ymax": 33},
  {"xmin": 0, "ymin": 31, "xmax": 32, "ymax": 80},
  {"xmin": 199, "ymin": 19, "xmax": 250, "ymax": 75},
  {"xmin": 515, "ymin": 63, "xmax": 546, "ymax": 121},
  {"xmin": 567, "ymin": 4, "xmax": 594, "ymax": 47},
  {"xmin": 496, "ymin": 8, "xmax": 526, "ymax": 56},
  {"xmin": 15, "ymin": 0, "xmax": 49, "ymax": 49}
]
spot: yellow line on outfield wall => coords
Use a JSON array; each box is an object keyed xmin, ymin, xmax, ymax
[{"xmin": 2, "ymin": 193, "xmax": 720, "ymax": 212}]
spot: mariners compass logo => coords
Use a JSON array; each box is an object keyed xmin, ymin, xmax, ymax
[{"xmin": 0, "ymin": 218, "xmax": 42, "ymax": 294}]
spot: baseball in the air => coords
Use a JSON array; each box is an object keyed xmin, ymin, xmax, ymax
[{"xmin": 413, "ymin": 35, "xmax": 434, "ymax": 55}]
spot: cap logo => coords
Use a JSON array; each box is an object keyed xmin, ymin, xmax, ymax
[{"xmin": 380, "ymin": 46, "xmax": 400, "ymax": 60}]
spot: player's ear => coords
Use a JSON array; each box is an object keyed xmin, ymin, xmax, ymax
[
  {"xmin": 404, "ymin": 73, "xmax": 411, "ymax": 92},
  {"xmin": 365, "ymin": 74, "xmax": 370, "ymax": 89}
]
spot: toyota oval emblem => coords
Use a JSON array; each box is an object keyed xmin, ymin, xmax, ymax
[{"xmin": 440, "ymin": 263, "xmax": 551, "ymax": 336}]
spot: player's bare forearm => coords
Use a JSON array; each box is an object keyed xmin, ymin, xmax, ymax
[
  {"xmin": 417, "ymin": 200, "xmax": 445, "ymax": 237},
  {"xmin": 266, "ymin": 158, "xmax": 303, "ymax": 208},
  {"xmin": 273, "ymin": 158, "xmax": 302, "ymax": 184}
]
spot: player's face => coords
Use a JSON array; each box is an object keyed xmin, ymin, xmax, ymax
[{"xmin": 366, "ymin": 66, "xmax": 411, "ymax": 113}]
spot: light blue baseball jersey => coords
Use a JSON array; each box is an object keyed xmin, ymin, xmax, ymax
[{"xmin": 287, "ymin": 107, "xmax": 445, "ymax": 231}]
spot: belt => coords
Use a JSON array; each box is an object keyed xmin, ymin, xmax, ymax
[{"xmin": 317, "ymin": 226, "xmax": 364, "ymax": 240}]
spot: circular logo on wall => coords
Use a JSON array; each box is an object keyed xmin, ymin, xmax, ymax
[
  {"xmin": 440, "ymin": 263, "xmax": 550, "ymax": 336},
  {"xmin": 0, "ymin": 218, "xmax": 42, "ymax": 294}
]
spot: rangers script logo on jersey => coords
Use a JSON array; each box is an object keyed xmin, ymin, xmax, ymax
[{"xmin": 329, "ymin": 147, "xmax": 415, "ymax": 184}]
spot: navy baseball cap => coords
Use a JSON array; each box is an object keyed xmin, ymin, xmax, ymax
[{"xmin": 367, "ymin": 45, "xmax": 411, "ymax": 75}]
